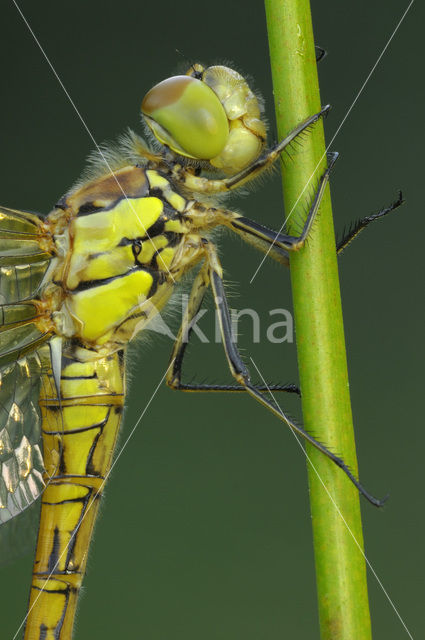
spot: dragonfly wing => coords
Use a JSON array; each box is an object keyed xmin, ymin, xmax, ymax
[
  {"xmin": 0, "ymin": 347, "xmax": 52, "ymax": 523},
  {"xmin": 0, "ymin": 206, "xmax": 51, "ymax": 267},
  {"xmin": 0, "ymin": 207, "xmax": 57, "ymax": 525}
]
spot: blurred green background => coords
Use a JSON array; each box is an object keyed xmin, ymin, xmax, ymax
[{"xmin": 0, "ymin": 0, "xmax": 422, "ymax": 638}]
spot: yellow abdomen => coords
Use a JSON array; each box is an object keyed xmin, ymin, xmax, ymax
[{"xmin": 24, "ymin": 349, "xmax": 125, "ymax": 640}]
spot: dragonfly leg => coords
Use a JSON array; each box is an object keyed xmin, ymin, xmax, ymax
[
  {"xmin": 219, "ymin": 151, "xmax": 339, "ymax": 259},
  {"xmin": 199, "ymin": 239, "xmax": 386, "ymax": 508},
  {"xmin": 166, "ymin": 254, "xmax": 299, "ymax": 395},
  {"xmin": 336, "ymin": 191, "xmax": 404, "ymax": 254},
  {"xmin": 166, "ymin": 258, "xmax": 209, "ymax": 390},
  {"xmin": 209, "ymin": 159, "xmax": 402, "ymax": 265}
]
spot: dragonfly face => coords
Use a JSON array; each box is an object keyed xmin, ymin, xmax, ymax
[{"xmin": 142, "ymin": 64, "xmax": 266, "ymax": 173}]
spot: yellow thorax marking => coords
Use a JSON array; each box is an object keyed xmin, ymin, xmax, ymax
[
  {"xmin": 71, "ymin": 197, "xmax": 163, "ymax": 254},
  {"xmin": 146, "ymin": 169, "xmax": 186, "ymax": 212},
  {"xmin": 66, "ymin": 269, "xmax": 154, "ymax": 342}
]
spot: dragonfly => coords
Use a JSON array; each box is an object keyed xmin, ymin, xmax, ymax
[{"xmin": 0, "ymin": 63, "xmax": 402, "ymax": 639}]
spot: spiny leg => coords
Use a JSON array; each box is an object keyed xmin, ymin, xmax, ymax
[
  {"xmin": 217, "ymin": 152, "xmax": 339, "ymax": 257},
  {"xmin": 173, "ymin": 106, "xmax": 331, "ymax": 194},
  {"xmin": 205, "ymin": 155, "xmax": 402, "ymax": 264},
  {"xmin": 201, "ymin": 239, "xmax": 385, "ymax": 507},
  {"xmin": 166, "ymin": 257, "xmax": 299, "ymax": 395},
  {"xmin": 337, "ymin": 191, "xmax": 404, "ymax": 254}
]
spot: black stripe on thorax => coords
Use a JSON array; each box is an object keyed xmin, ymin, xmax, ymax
[
  {"xmin": 117, "ymin": 230, "xmax": 182, "ymax": 251},
  {"xmin": 60, "ymin": 373, "xmax": 97, "ymax": 380},
  {"xmin": 71, "ymin": 265, "xmax": 157, "ymax": 293}
]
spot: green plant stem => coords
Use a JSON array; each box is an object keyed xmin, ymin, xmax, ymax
[{"xmin": 264, "ymin": 1, "xmax": 373, "ymax": 638}]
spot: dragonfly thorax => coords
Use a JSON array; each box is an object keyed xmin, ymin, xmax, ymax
[{"xmin": 39, "ymin": 167, "xmax": 207, "ymax": 354}]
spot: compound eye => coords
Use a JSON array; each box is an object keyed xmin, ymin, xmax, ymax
[{"xmin": 141, "ymin": 75, "xmax": 229, "ymax": 160}]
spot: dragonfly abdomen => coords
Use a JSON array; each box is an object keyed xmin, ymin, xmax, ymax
[{"xmin": 24, "ymin": 348, "xmax": 125, "ymax": 640}]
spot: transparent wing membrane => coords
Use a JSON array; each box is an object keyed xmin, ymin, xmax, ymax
[
  {"xmin": 0, "ymin": 207, "xmax": 57, "ymax": 526},
  {"xmin": 0, "ymin": 262, "xmax": 50, "ymax": 302},
  {"xmin": 0, "ymin": 206, "xmax": 51, "ymax": 263},
  {"xmin": 0, "ymin": 350, "xmax": 46, "ymax": 522},
  {"xmin": 0, "ymin": 206, "xmax": 51, "ymax": 302},
  {"xmin": 0, "ymin": 303, "xmax": 51, "ymax": 368}
]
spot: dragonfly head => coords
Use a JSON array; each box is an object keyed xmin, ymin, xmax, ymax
[{"xmin": 141, "ymin": 64, "xmax": 266, "ymax": 175}]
